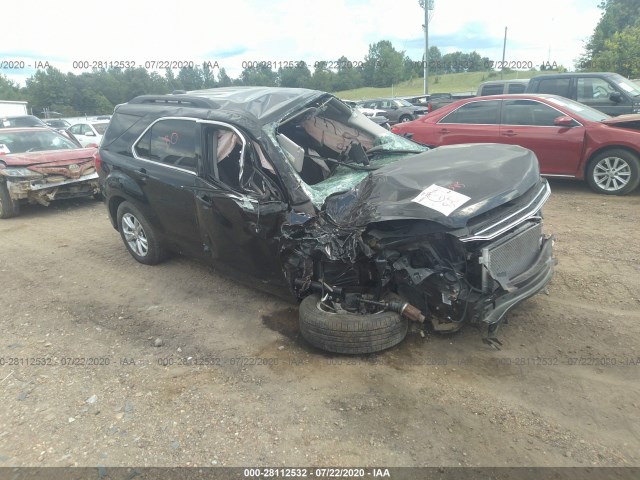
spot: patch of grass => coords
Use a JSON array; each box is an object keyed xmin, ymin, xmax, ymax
[{"xmin": 334, "ymin": 70, "xmax": 546, "ymax": 100}]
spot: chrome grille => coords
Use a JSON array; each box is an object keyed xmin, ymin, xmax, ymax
[
  {"xmin": 482, "ymin": 222, "xmax": 542, "ymax": 281},
  {"xmin": 460, "ymin": 181, "xmax": 550, "ymax": 242}
]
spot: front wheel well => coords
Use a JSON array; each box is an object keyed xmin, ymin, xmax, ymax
[{"xmin": 108, "ymin": 196, "xmax": 126, "ymax": 229}]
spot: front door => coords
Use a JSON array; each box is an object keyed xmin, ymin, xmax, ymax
[
  {"xmin": 499, "ymin": 99, "xmax": 585, "ymax": 176},
  {"xmin": 192, "ymin": 122, "xmax": 290, "ymax": 289}
]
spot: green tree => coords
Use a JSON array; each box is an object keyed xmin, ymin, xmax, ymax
[
  {"xmin": 334, "ymin": 56, "xmax": 363, "ymax": 91},
  {"xmin": 177, "ymin": 66, "xmax": 204, "ymax": 91},
  {"xmin": 240, "ymin": 65, "xmax": 277, "ymax": 86},
  {"xmin": 0, "ymin": 75, "xmax": 26, "ymax": 100},
  {"xmin": 278, "ymin": 63, "xmax": 312, "ymax": 88},
  {"xmin": 25, "ymin": 67, "xmax": 72, "ymax": 115},
  {"xmin": 217, "ymin": 68, "xmax": 233, "ymax": 87},
  {"xmin": 202, "ymin": 62, "xmax": 217, "ymax": 88},
  {"xmin": 362, "ymin": 40, "xmax": 405, "ymax": 87},
  {"xmin": 310, "ymin": 61, "xmax": 336, "ymax": 91},
  {"xmin": 164, "ymin": 68, "xmax": 182, "ymax": 91},
  {"xmin": 579, "ymin": 0, "xmax": 640, "ymax": 72}
]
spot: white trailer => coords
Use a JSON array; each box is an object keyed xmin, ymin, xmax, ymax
[{"xmin": 0, "ymin": 100, "xmax": 28, "ymax": 116}]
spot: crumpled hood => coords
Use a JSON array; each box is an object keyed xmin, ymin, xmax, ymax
[
  {"xmin": 323, "ymin": 143, "xmax": 540, "ymax": 229},
  {"xmin": 601, "ymin": 114, "xmax": 640, "ymax": 130},
  {"xmin": 1, "ymin": 148, "xmax": 97, "ymax": 167}
]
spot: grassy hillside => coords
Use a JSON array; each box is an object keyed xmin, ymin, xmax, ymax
[{"xmin": 334, "ymin": 70, "xmax": 543, "ymax": 100}]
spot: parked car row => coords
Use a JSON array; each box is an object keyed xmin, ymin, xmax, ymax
[{"xmin": 392, "ymin": 93, "xmax": 640, "ymax": 195}]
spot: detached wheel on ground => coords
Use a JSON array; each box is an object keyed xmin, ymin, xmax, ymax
[
  {"xmin": 116, "ymin": 201, "xmax": 168, "ymax": 265},
  {"xmin": 298, "ymin": 294, "xmax": 408, "ymax": 354},
  {"xmin": 586, "ymin": 149, "xmax": 640, "ymax": 195},
  {"xmin": 0, "ymin": 181, "xmax": 20, "ymax": 218}
]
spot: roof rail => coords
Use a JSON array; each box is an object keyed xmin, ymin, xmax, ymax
[{"xmin": 128, "ymin": 95, "xmax": 219, "ymax": 109}]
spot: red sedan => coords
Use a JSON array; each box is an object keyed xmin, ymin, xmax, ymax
[
  {"xmin": 392, "ymin": 94, "xmax": 640, "ymax": 195},
  {"xmin": 0, "ymin": 127, "xmax": 100, "ymax": 218}
]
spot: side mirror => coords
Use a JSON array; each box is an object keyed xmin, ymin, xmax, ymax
[
  {"xmin": 609, "ymin": 91, "xmax": 623, "ymax": 103},
  {"xmin": 389, "ymin": 105, "xmax": 398, "ymax": 110},
  {"xmin": 553, "ymin": 116, "xmax": 575, "ymax": 127}
]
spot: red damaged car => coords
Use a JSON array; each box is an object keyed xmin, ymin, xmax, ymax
[
  {"xmin": 392, "ymin": 94, "xmax": 640, "ymax": 195},
  {"xmin": 0, "ymin": 127, "xmax": 100, "ymax": 218}
]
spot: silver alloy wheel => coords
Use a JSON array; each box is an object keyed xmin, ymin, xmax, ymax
[
  {"xmin": 121, "ymin": 212, "xmax": 149, "ymax": 257},
  {"xmin": 592, "ymin": 156, "xmax": 632, "ymax": 192}
]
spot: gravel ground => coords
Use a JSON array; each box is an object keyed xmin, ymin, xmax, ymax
[{"xmin": 0, "ymin": 178, "xmax": 639, "ymax": 469}]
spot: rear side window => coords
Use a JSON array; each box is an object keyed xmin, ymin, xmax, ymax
[
  {"xmin": 507, "ymin": 83, "xmax": 526, "ymax": 94},
  {"xmin": 480, "ymin": 84, "xmax": 504, "ymax": 96},
  {"xmin": 134, "ymin": 119, "xmax": 197, "ymax": 172},
  {"xmin": 535, "ymin": 78, "xmax": 571, "ymax": 97},
  {"xmin": 440, "ymin": 100, "xmax": 501, "ymax": 124},
  {"xmin": 502, "ymin": 99, "xmax": 563, "ymax": 126}
]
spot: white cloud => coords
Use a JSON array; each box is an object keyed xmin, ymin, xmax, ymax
[{"xmin": 2, "ymin": 0, "xmax": 602, "ymax": 85}]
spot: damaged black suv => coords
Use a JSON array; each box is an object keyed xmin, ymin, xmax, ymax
[{"xmin": 97, "ymin": 87, "xmax": 555, "ymax": 354}]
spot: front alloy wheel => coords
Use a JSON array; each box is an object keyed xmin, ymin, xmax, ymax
[{"xmin": 587, "ymin": 149, "xmax": 640, "ymax": 195}]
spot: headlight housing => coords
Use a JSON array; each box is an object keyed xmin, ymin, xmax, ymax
[{"xmin": 0, "ymin": 167, "xmax": 43, "ymax": 179}]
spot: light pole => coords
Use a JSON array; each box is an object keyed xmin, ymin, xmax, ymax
[{"xmin": 419, "ymin": 0, "xmax": 434, "ymax": 95}]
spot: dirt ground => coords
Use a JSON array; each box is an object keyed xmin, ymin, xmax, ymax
[{"xmin": 0, "ymin": 178, "xmax": 639, "ymax": 469}]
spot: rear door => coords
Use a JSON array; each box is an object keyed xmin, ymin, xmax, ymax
[
  {"xmin": 435, "ymin": 99, "xmax": 502, "ymax": 144},
  {"xmin": 131, "ymin": 117, "xmax": 202, "ymax": 255},
  {"xmin": 499, "ymin": 99, "xmax": 585, "ymax": 175}
]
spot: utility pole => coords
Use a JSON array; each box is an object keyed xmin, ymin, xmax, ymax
[
  {"xmin": 419, "ymin": 0, "xmax": 434, "ymax": 95},
  {"xmin": 501, "ymin": 26, "xmax": 507, "ymax": 80}
]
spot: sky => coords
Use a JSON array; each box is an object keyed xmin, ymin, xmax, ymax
[{"xmin": 2, "ymin": 0, "xmax": 603, "ymax": 87}]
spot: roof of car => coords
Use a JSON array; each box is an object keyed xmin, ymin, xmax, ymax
[
  {"xmin": 479, "ymin": 79, "xmax": 530, "ymax": 85},
  {"xmin": 530, "ymin": 72, "xmax": 618, "ymax": 79},
  {"xmin": 456, "ymin": 93, "xmax": 563, "ymax": 101},
  {"xmin": 0, "ymin": 127, "xmax": 52, "ymax": 133},
  {"xmin": 127, "ymin": 87, "xmax": 327, "ymax": 124}
]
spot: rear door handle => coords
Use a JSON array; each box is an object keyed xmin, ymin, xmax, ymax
[
  {"xmin": 439, "ymin": 128, "xmax": 450, "ymax": 134},
  {"xmin": 502, "ymin": 130, "xmax": 517, "ymax": 137}
]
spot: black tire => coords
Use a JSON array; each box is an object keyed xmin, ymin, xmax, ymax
[
  {"xmin": 0, "ymin": 181, "xmax": 20, "ymax": 219},
  {"xmin": 586, "ymin": 149, "xmax": 640, "ymax": 195},
  {"xmin": 299, "ymin": 294, "xmax": 408, "ymax": 354},
  {"xmin": 116, "ymin": 201, "xmax": 168, "ymax": 265},
  {"xmin": 399, "ymin": 115, "xmax": 413, "ymax": 123}
]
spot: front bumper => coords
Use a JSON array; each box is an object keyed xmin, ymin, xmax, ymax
[
  {"xmin": 7, "ymin": 172, "xmax": 100, "ymax": 205},
  {"xmin": 473, "ymin": 235, "xmax": 555, "ymax": 325}
]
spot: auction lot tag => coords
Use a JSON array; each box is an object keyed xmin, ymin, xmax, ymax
[{"xmin": 412, "ymin": 184, "xmax": 471, "ymax": 216}]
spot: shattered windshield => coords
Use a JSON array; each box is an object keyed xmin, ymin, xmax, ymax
[{"xmin": 274, "ymin": 96, "xmax": 428, "ymax": 206}]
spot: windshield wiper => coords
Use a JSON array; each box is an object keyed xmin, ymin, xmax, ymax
[
  {"xmin": 307, "ymin": 153, "xmax": 380, "ymax": 171},
  {"xmin": 368, "ymin": 148, "xmax": 426, "ymax": 156},
  {"xmin": 367, "ymin": 144, "xmax": 426, "ymax": 154}
]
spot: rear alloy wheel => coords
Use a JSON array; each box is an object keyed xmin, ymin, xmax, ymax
[
  {"xmin": 298, "ymin": 294, "xmax": 408, "ymax": 354},
  {"xmin": 586, "ymin": 149, "xmax": 640, "ymax": 195},
  {"xmin": 116, "ymin": 201, "xmax": 168, "ymax": 265},
  {"xmin": 399, "ymin": 115, "xmax": 413, "ymax": 123},
  {"xmin": 0, "ymin": 181, "xmax": 20, "ymax": 219}
]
